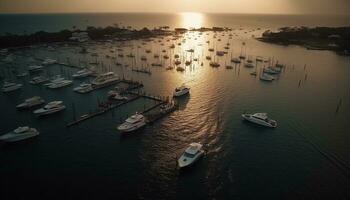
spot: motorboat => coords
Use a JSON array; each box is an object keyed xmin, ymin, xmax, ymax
[
  {"xmin": 0, "ymin": 126, "xmax": 39, "ymax": 142},
  {"xmin": 160, "ymin": 103, "xmax": 176, "ymax": 114},
  {"xmin": 231, "ymin": 58, "xmax": 241, "ymax": 64},
  {"xmin": 245, "ymin": 63, "xmax": 255, "ymax": 68},
  {"xmin": 16, "ymin": 96, "xmax": 45, "ymax": 109},
  {"xmin": 28, "ymin": 65, "xmax": 44, "ymax": 72},
  {"xmin": 108, "ymin": 90, "xmax": 128, "ymax": 100},
  {"xmin": 206, "ymin": 56, "xmax": 212, "ymax": 60},
  {"xmin": 263, "ymin": 67, "xmax": 280, "ymax": 74},
  {"xmin": 241, "ymin": 113, "xmax": 277, "ymax": 128},
  {"xmin": 29, "ymin": 76, "xmax": 49, "ymax": 84},
  {"xmin": 72, "ymin": 69, "xmax": 92, "ymax": 78},
  {"xmin": 178, "ymin": 143, "xmax": 204, "ymax": 168},
  {"xmin": 42, "ymin": 58, "xmax": 57, "ymax": 65},
  {"xmin": 117, "ymin": 113, "xmax": 146, "ymax": 133},
  {"xmin": 216, "ymin": 51, "xmax": 225, "ymax": 56},
  {"xmin": 210, "ymin": 61, "xmax": 220, "ymax": 68},
  {"xmin": 259, "ymin": 73, "xmax": 274, "ymax": 81},
  {"xmin": 2, "ymin": 82, "xmax": 22, "ymax": 92},
  {"xmin": 92, "ymin": 72, "xmax": 119, "ymax": 86},
  {"xmin": 33, "ymin": 101, "xmax": 66, "ymax": 116},
  {"xmin": 176, "ymin": 66, "xmax": 185, "ymax": 72},
  {"xmin": 73, "ymin": 83, "xmax": 93, "ymax": 93},
  {"xmin": 173, "ymin": 85, "xmax": 190, "ymax": 97},
  {"xmin": 46, "ymin": 76, "xmax": 73, "ymax": 89}
]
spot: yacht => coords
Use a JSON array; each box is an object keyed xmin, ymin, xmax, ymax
[
  {"xmin": 28, "ymin": 65, "xmax": 44, "ymax": 72},
  {"xmin": 2, "ymin": 82, "xmax": 22, "ymax": 92},
  {"xmin": 72, "ymin": 69, "xmax": 92, "ymax": 78},
  {"xmin": 117, "ymin": 113, "xmax": 146, "ymax": 133},
  {"xmin": 241, "ymin": 113, "xmax": 277, "ymax": 128},
  {"xmin": 178, "ymin": 143, "xmax": 205, "ymax": 168},
  {"xmin": 259, "ymin": 73, "xmax": 274, "ymax": 81},
  {"xmin": 92, "ymin": 72, "xmax": 119, "ymax": 86},
  {"xmin": 33, "ymin": 101, "xmax": 66, "ymax": 116},
  {"xmin": 0, "ymin": 126, "xmax": 39, "ymax": 142},
  {"xmin": 173, "ymin": 85, "xmax": 190, "ymax": 97},
  {"xmin": 46, "ymin": 77, "xmax": 73, "ymax": 89},
  {"xmin": 29, "ymin": 76, "xmax": 49, "ymax": 85},
  {"xmin": 73, "ymin": 83, "xmax": 93, "ymax": 93},
  {"xmin": 42, "ymin": 58, "xmax": 57, "ymax": 65},
  {"xmin": 16, "ymin": 96, "xmax": 45, "ymax": 109}
]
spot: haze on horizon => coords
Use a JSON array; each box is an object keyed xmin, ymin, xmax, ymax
[{"xmin": 0, "ymin": 0, "xmax": 349, "ymax": 15}]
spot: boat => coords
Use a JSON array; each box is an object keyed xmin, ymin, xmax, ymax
[
  {"xmin": 47, "ymin": 77, "xmax": 73, "ymax": 89},
  {"xmin": 73, "ymin": 83, "xmax": 93, "ymax": 93},
  {"xmin": 216, "ymin": 51, "xmax": 225, "ymax": 56},
  {"xmin": 33, "ymin": 101, "xmax": 66, "ymax": 116},
  {"xmin": 210, "ymin": 61, "xmax": 220, "ymax": 68},
  {"xmin": 231, "ymin": 58, "xmax": 241, "ymax": 63},
  {"xmin": 178, "ymin": 143, "xmax": 204, "ymax": 168},
  {"xmin": 108, "ymin": 90, "xmax": 128, "ymax": 100},
  {"xmin": 263, "ymin": 67, "xmax": 280, "ymax": 74},
  {"xmin": 259, "ymin": 73, "xmax": 274, "ymax": 81},
  {"xmin": 28, "ymin": 65, "xmax": 44, "ymax": 72},
  {"xmin": 245, "ymin": 63, "xmax": 255, "ymax": 68},
  {"xmin": 16, "ymin": 96, "xmax": 45, "ymax": 109},
  {"xmin": 91, "ymin": 72, "xmax": 119, "ymax": 86},
  {"xmin": 226, "ymin": 65, "xmax": 233, "ymax": 69},
  {"xmin": 2, "ymin": 81, "xmax": 22, "ymax": 92},
  {"xmin": 0, "ymin": 126, "xmax": 39, "ymax": 142},
  {"xmin": 250, "ymin": 71, "xmax": 257, "ymax": 76},
  {"xmin": 160, "ymin": 103, "xmax": 176, "ymax": 114},
  {"xmin": 72, "ymin": 69, "xmax": 92, "ymax": 78},
  {"xmin": 117, "ymin": 113, "xmax": 146, "ymax": 133},
  {"xmin": 42, "ymin": 58, "xmax": 57, "ymax": 65},
  {"xmin": 29, "ymin": 76, "xmax": 49, "ymax": 84},
  {"xmin": 206, "ymin": 56, "xmax": 212, "ymax": 60},
  {"xmin": 241, "ymin": 113, "xmax": 277, "ymax": 128},
  {"xmin": 173, "ymin": 85, "xmax": 190, "ymax": 97}
]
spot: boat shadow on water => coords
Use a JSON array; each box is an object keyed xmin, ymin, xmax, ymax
[
  {"xmin": 177, "ymin": 155, "xmax": 205, "ymax": 175},
  {"xmin": 241, "ymin": 120, "xmax": 276, "ymax": 132},
  {"xmin": 118, "ymin": 126, "xmax": 147, "ymax": 140},
  {"xmin": 0, "ymin": 137, "xmax": 39, "ymax": 149},
  {"xmin": 174, "ymin": 95, "xmax": 190, "ymax": 111}
]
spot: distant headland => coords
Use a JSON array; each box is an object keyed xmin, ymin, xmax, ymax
[{"xmin": 257, "ymin": 26, "xmax": 350, "ymax": 56}]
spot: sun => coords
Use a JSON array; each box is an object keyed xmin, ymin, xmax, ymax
[{"xmin": 180, "ymin": 12, "xmax": 204, "ymax": 29}]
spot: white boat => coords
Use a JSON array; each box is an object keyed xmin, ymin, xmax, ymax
[
  {"xmin": 259, "ymin": 73, "xmax": 274, "ymax": 81},
  {"xmin": 16, "ymin": 96, "xmax": 45, "ymax": 109},
  {"xmin": 173, "ymin": 85, "xmax": 190, "ymax": 97},
  {"xmin": 29, "ymin": 76, "xmax": 49, "ymax": 84},
  {"xmin": 2, "ymin": 82, "xmax": 22, "ymax": 92},
  {"xmin": 117, "ymin": 113, "xmax": 146, "ymax": 133},
  {"xmin": 91, "ymin": 72, "xmax": 119, "ymax": 86},
  {"xmin": 72, "ymin": 69, "xmax": 92, "ymax": 78},
  {"xmin": 33, "ymin": 101, "xmax": 66, "ymax": 116},
  {"xmin": 46, "ymin": 77, "xmax": 73, "ymax": 89},
  {"xmin": 242, "ymin": 113, "xmax": 277, "ymax": 128},
  {"xmin": 28, "ymin": 65, "xmax": 44, "ymax": 72},
  {"xmin": 73, "ymin": 83, "xmax": 93, "ymax": 93},
  {"xmin": 178, "ymin": 143, "xmax": 204, "ymax": 168},
  {"xmin": 0, "ymin": 126, "xmax": 39, "ymax": 142},
  {"xmin": 42, "ymin": 58, "xmax": 57, "ymax": 65}
]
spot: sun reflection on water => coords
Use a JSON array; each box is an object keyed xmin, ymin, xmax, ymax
[{"xmin": 180, "ymin": 12, "xmax": 204, "ymax": 29}]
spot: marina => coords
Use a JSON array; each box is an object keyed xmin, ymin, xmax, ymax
[{"xmin": 0, "ymin": 11, "xmax": 350, "ymax": 200}]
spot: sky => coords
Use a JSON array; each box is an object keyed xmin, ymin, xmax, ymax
[{"xmin": 0, "ymin": 0, "xmax": 349, "ymax": 14}]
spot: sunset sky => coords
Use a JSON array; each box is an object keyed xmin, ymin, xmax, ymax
[{"xmin": 0, "ymin": 0, "xmax": 349, "ymax": 14}]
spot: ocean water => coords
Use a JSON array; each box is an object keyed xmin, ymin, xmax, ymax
[{"xmin": 0, "ymin": 13, "xmax": 350, "ymax": 200}]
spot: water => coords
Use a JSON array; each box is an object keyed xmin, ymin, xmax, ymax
[{"xmin": 1, "ymin": 13, "xmax": 350, "ymax": 199}]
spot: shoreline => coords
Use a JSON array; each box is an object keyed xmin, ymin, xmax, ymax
[{"xmin": 257, "ymin": 26, "xmax": 350, "ymax": 56}]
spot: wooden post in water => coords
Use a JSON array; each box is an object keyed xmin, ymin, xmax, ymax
[{"xmin": 335, "ymin": 98, "xmax": 342, "ymax": 114}]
